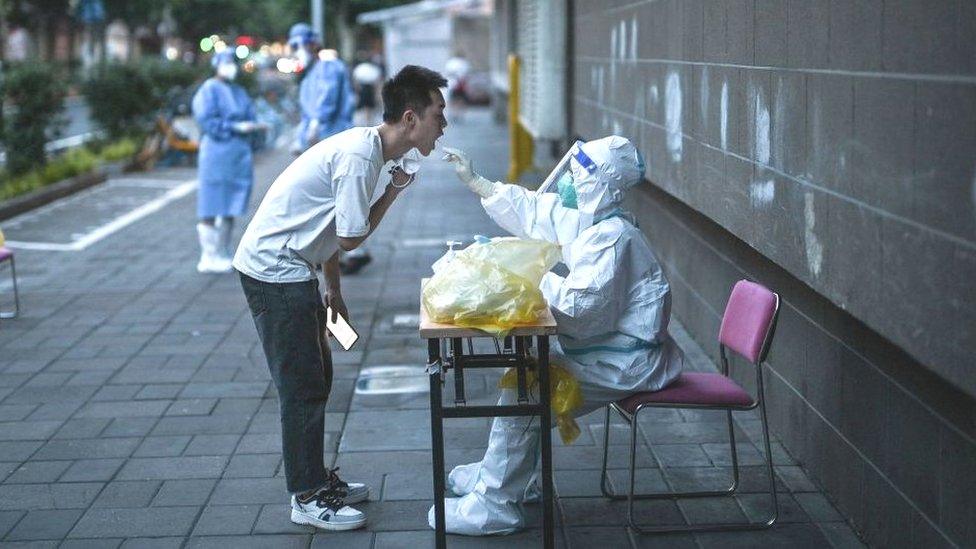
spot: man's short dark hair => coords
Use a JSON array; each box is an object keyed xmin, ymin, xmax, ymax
[{"xmin": 381, "ymin": 65, "xmax": 447, "ymax": 123}]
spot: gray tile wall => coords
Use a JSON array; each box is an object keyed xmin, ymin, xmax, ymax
[
  {"xmin": 570, "ymin": 0, "xmax": 976, "ymax": 396},
  {"xmin": 569, "ymin": 0, "xmax": 976, "ymax": 546}
]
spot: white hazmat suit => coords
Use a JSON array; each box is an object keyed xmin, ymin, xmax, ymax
[{"xmin": 432, "ymin": 136, "xmax": 683, "ymax": 535}]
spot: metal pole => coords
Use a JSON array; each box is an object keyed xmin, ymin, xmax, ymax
[
  {"xmin": 427, "ymin": 338, "xmax": 447, "ymax": 549},
  {"xmin": 537, "ymin": 335, "xmax": 554, "ymax": 549},
  {"xmin": 311, "ymin": 0, "xmax": 325, "ymax": 45}
]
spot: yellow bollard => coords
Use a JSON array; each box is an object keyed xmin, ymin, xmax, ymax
[{"xmin": 507, "ymin": 54, "xmax": 534, "ymax": 182}]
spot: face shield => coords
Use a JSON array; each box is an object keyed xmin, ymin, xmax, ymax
[{"xmin": 537, "ymin": 140, "xmax": 598, "ymax": 210}]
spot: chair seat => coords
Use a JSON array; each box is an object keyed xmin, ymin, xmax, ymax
[
  {"xmin": 0, "ymin": 247, "xmax": 12, "ymax": 262},
  {"xmin": 616, "ymin": 372, "xmax": 754, "ymax": 413}
]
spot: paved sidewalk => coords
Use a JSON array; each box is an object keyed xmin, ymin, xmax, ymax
[{"xmin": 0, "ymin": 109, "xmax": 865, "ymax": 547}]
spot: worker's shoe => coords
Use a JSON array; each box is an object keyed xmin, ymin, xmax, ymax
[
  {"xmin": 428, "ymin": 493, "xmax": 523, "ymax": 536},
  {"xmin": 196, "ymin": 223, "xmax": 232, "ymax": 274},
  {"xmin": 449, "ymin": 462, "xmax": 540, "ymax": 503},
  {"xmin": 325, "ymin": 467, "xmax": 369, "ymax": 504},
  {"xmin": 291, "ymin": 485, "xmax": 366, "ymax": 531}
]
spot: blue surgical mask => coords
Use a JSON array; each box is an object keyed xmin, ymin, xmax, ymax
[{"xmin": 556, "ymin": 172, "xmax": 578, "ymax": 209}]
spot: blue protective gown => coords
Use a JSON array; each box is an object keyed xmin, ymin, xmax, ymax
[
  {"xmin": 192, "ymin": 77, "xmax": 255, "ymax": 218},
  {"xmin": 298, "ymin": 58, "xmax": 355, "ymax": 149}
]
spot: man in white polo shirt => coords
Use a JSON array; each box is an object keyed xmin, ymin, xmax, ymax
[{"xmin": 233, "ymin": 65, "xmax": 447, "ymax": 532}]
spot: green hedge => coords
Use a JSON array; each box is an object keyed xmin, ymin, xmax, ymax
[
  {"xmin": 82, "ymin": 60, "xmax": 205, "ymax": 139},
  {"xmin": 1, "ymin": 63, "xmax": 66, "ymax": 175},
  {"xmin": 0, "ymin": 137, "xmax": 139, "ymax": 201}
]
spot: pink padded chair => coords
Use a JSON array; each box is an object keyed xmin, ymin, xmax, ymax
[
  {"xmin": 599, "ymin": 279, "xmax": 780, "ymax": 533},
  {"xmin": 0, "ymin": 246, "xmax": 18, "ymax": 319}
]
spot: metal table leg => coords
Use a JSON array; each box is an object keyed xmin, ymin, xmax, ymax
[
  {"xmin": 428, "ymin": 338, "xmax": 447, "ymax": 549},
  {"xmin": 537, "ymin": 335, "xmax": 554, "ymax": 549}
]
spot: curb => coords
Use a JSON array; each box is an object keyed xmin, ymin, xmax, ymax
[{"xmin": 0, "ymin": 161, "xmax": 127, "ymax": 222}]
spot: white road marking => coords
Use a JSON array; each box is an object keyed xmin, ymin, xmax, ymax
[{"xmin": 5, "ymin": 179, "xmax": 196, "ymax": 252}]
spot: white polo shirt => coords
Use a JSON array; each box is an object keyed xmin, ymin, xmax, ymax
[{"xmin": 233, "ymin": 126, "xmax": 385, "ymax": 283}]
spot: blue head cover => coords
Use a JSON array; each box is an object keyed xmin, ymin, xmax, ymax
[
  {"xmin": 288, "ymin": 22, "xmax": 318, "ymax": 48},
  {"xmin": 210, "ymin": 49, "xmax": 236, "ymax": 68}
]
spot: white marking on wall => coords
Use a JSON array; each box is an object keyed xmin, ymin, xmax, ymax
[
  {"xmin": 773, "ymin": 77, "xmax": 786, "ymax": 169},
  {"xmin": 754, "ymin": 89, "xmax": 770, "ymax": 165},
  {"xmin": 619, "ymin": 20, "xmax": 627, "ymax": 60},
  {"xmin": 804, "ymin": 191, "xmax": 823, "ymax": 278},
  {"xmin": 750, "ymin": 179, "xmax": 775, "ymax": 208},
  {"xmin": 649, "ymin": 85, "xmax": 659, "ymax": 105},
  {"xmin": 613, "ymin": 119, "xmax": 623, "ymax": 135},
  {"xmin": 720, "ymin": 81, "xmax": 729, "ymax": 150},
  {"xmin": 665, "ymin": 71, "xmax": 683, "ymax": 163},
  {"xmin": 700, "ymin": 67, "xmax": 709, "ymax": 131},
  {"xmin": 630, "ymin": 17, "xmax": 638, "ymax": 61}
]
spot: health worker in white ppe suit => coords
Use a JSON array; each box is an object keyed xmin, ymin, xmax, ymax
[{"xmin": 433, "ymin": 136, "xmax": 684, "ymax": 535}]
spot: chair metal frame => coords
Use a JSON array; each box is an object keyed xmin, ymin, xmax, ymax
[
  {"xmin": 0, "ymin": 249, "xmax": 19, "ymax": 319},
  {"xmin": 599, "ymin": 291, "xmax": 780, "ymax": 534}
]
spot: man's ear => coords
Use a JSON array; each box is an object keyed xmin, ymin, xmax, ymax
[{"xmin": 402, "ymin": 108, "xmax": 417, "ymax": 127}]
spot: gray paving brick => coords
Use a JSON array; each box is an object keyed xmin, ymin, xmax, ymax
[
  {"xmin": 69, "ymin": 506, "xmax": 199, "ymax": 538},
  {"xmin": 5, "ymin": 461, "xmax": 73, "ymax": 484},
  {"xmin": 235, "ymin": 433, "xmax": 282, "ymax": 454},
  {"xmin": 75, "ymin": 401, "xmax": 170, "ymax": 419},
  {"xmin": 191, "ymin": 504, "xmax": 261, "ymax": 536},
  {"xmin": 793, "ymin": 492, "xmax": 843, "ymax": 522},
  {"xmin": 59, "ymin": 539, "xmax": 123, "ymax": 549},
  {"xmin": 24, "ymin": 403, "xmax": 85, "ymax": 423},
  {"xmin": 653, "ymin": 443, "xmax": 712, "ymax": 467},
  {"xmin": 116, "ymin": 456, "xmax": 227, "ymax": 481},
  {"xmin": 0, "ymin": 509, "xmax": 25, "ymax": 538},
  {"xmin": 251, "ymin": 504, "xmax": 309, "ymax": 534},
  {"xmin": 133, "ymin": 436, "xmax": 191, "ymax": 458},
  {"xmin": 101, "ymin": 418, "xmax": 159, "ymax": 438},
  {"xmin": 223, "ymin": 454, "xmax": 281, "ymax": 478},
  {"xmin": 90, "ymin": 385, "xmax": 142, "ymax": 402},
  {"xmin": 134, "ymin": 385, "xmax": 183, "ymax": 400},
  {"xmin": 6, "ymin": 509, "xmax": 84, "ymax": 541},
  {"xmin": 696, "ymin": 522, "xmax": 832, "ymax": 548},
  {"xmin": 91, "ymin": 481, "xmax": 161, "ymax": 508},
  {"xmin": 150, "ymin": 414, "xmax": 251, "ymax": 436},
  {"xmin": 165, "ymin": 399, "xmax": 217, "ymax": 416},
  {"xmin": 52, "ymin": 418, "xmax": 110, "ymax": 439},
  {"xmin": 184, "ymin": 534, "xmax": 309, "ymax": 549},
  {"xmin": 310, "ymin": 530, "xmax": 373, "ymax": 548},
  {"xmin": 0, "ymin": 421, "xmax": 62, "ymax": 441},
  {"xmin": 560, "ymin": 497, "xmax": 683, "ymax": 527},
  {"xmin": 0, "ymin": 441, "xmax": 43, "ymax": 461},
  {"xmin": 183, "ymin": 434, "xmax": 241, "ymax": 456},
  {"xmin": 59, "ymin": 459, "xmax": 125, "ymax": 482},
  {"xmin": 0, "ymin": 483, "xmax": 103, "ymax": 511},
  {"xmin": 209, "ymin": 478, "xmax": 287, "ymax": 505},
  {"xmin": 119, "ymin": 537, "xmax": 184, "ymax": 549},
  {"xmin": 151, "ymin": 479, "xmax": 216, "ymax": 507},
  {"xmin": 0, "ymin": 404, "xmax": 37, "ymax": 421},
  {"xmin": 179, "ymin": 382, "xmax": 269, "ymax": 399}
]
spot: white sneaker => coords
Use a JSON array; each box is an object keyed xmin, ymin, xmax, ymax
[
  {"xmin": 290, "ymin": 486, "xmax": 366, "ymax": 531},
  {"xmin": 326, "ymin": 467, "xmax": 369, "ymax": 504}
]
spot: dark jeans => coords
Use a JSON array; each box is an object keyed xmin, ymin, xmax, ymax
[{"xmin": 240, "ymin": 272, "xmax": 332, "ymax": 494}]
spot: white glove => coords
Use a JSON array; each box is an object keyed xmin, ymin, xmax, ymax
[
  {"xmin": 441, "ymin": 147, "xmax": 497, "ymax": 198},
  {"xmin": 232, "ymin": 121, "xmax": 257, "ymax": 133}
]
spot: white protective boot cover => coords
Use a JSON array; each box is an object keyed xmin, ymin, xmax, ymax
[
  {"xmin": 197, "ymin": 223, "xmax": 231, "ymax": 273},
  {"xmin": 215, "ymin": 217, "xmax": 235, "ymax": 270}
]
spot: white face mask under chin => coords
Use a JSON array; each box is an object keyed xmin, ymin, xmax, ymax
[
  {"xmin": 216, "ymin": 64, "xmax": 237, "ymax": 81},
  {"xmin": 396, "ymin": 148, "xmax": 422, "ymax": 175},
  {"xmin": 296, "ymin": 50, "xmax": 313, "ymax": 69}
]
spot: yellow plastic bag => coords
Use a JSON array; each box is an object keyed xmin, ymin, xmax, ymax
[
  {"xmin": 0, "ymin": 228, "xmax": 5, "ymax": 248},
  {"xmin": 498, "ymin": 362, "xmax": 584, "ymax": 444},
  {"xmin": 422, "ymin": 238, "xmax": 561, "ymax": 337}
]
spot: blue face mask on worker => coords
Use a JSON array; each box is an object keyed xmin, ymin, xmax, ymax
[{"xmin": 556, "ymin": 172, "xmax": 578, "ymax": 209}]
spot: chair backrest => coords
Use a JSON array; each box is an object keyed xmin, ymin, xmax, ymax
[{"xmin": 719, "ymin": 279, "xmax": 779, "ymax": 364}]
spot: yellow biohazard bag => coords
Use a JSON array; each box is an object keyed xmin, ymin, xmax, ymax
[
  {"xmin": 422, "ymin": 238, "xmax": 561, "ymax": 337},
  {"xmin": 0, "ymin": 228, "xmax": 5, "ymax": 247},
  {"xmin": 499, "ymin": 361, "xmax": 584, "ymax": 444}
]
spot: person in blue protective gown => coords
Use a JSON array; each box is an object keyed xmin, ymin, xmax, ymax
[
  {"xmin": 433, "ymin": 136, "xmax": 685, "ymax": 535},
  {"xmin": 288, "ymin": 23, "xmax": 356, "ymax": 152},
  {"xmin": 191, "ymin": 49, "xmax": 262, "ymax": 273},
  {"xmin": 288, "ymin": 22, "xmax": 370, "ymax": 275}
]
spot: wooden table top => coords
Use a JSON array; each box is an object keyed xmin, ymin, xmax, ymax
[{"xmin": 419, "ymin": 279, "xmax": 558, "ymax": 339}]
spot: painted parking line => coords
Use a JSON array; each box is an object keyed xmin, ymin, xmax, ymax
[{"xmin": 5, "ymin": 179, "xmax": 196, "ymax": 252}]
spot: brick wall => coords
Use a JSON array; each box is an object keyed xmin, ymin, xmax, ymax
[{"xmin": 570, "ymin": 1, "xmax": 976, "ymax": 546}]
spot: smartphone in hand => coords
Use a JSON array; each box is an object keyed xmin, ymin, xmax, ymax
[{"xmin": 326, "ymin": 307, "xmax": 359, "ymax": 351}]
